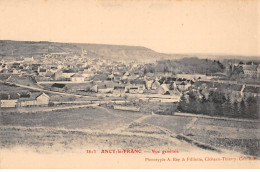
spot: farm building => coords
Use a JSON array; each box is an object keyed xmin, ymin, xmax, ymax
[
  {"xmin": 51, "ymin": 83, "xmax": 67, "ymax": 92},
  {"xmin": 71, "ymin": 73, "xmax": 85, "ymax": 82},
  {"xmin": 97, "ymin": 81, "xmax": 115, "ymax": 93},
  {"xmin": 0, "ymin": 93, "xmax": 19, "ymax": 108},
  {"xmin": 18, "ymin": 92, "xmax": 50, "ymax": 107},
  {"xmin": 81, "ymin": 70, "xmax": 94, "ymax": 78},
  {"xmin": 113, "ymin": 86, "xmax": 126, "ymax": 96}
]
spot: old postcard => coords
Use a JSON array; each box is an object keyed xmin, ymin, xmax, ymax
[{"xmin": 0, "ymin": 0, "xmax": 259, "ymax": 169}]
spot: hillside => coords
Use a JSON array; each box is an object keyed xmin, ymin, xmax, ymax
[
  {"xmin": 0, "ymin": 40, "xmax": 81, "ymax": 56},
  {"xmin": 76, "ymin": 43, "xmax": 175, "ymax": 61},
  {"xmin": 0, "ymin": 40, "xmax": 177, "ymax": 62},
  {"xmin": 0, "ymin": 40, "xmax": 259, "ymax": 62}
]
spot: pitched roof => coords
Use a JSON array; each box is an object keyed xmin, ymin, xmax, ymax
[
  {"xmin": 179, "ymin": 82, "xmax": 186, "ymax": 85},
  {"xmin": 0, "ymin": 93, "xmax": 19, "ymax": 100},
  {"xmin": 19, "ymin": 92, "xmax": 43, "ymax": 101},
  {"xmin": 0, "ymin": 93, "xmax": 8, "ymax": 100},
  {"xmin": 71, "ymin": 73, "xmax": 84, "ymax": 77},
  {"xmin": 114, "ymin": 86, "xmax": 125, "ymax": 90},
  {"xmin": 103, "ymin": 81, "xmax": 115, "ymax": 88},
  {"xmin": 97, "ymin": 82, "xmax": 106, "ymax": 89},
  {"xmin": 243, "ymin": 65, "xmax": 257, "ymax": 71},
  {"xmin": 161, "ymin": 84, "xmax": 169, "ymax": 92},
  {"xmin": 243, "ymin": 86, "xmax": 260, "ymax": 94},
  {"xmin": 63, "ymin": 69, "xmax": 75, "ymax": 73},
  {"xmin": 129, "ymin": 80, "xmax": 145, "ymax": 85},
  {"xmin": 39, "ymin": 69, "xmax": 47, "ymax": 72},
  {"xmin": 51, "ymin": 83, "xmax": 66, "ymax": 88}
]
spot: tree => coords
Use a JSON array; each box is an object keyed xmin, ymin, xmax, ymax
[
  {"xmin": 222, "ymin": 95, "xmax": 232, "ymax": 117},
  {"xmin": 232, "ymin": 101, "xmax": 239, "ymax": 118},
  {"xmin": 200, "ymin": 95, "xmax": 208, "ymax": 115},
  {"xmin": 246, "ymin": 96, "xmax": 257, "ymax": 119},
  {"xmin": 239, "ymin": 99, "xmax": 246, "ymax": 118},
  {"xmin": 177, "ymin": 94, "xmax": 188, "ymax": 112},
  {"xmin": 123, "ymin": 94, "xmax": 128, "ymax": 105}
]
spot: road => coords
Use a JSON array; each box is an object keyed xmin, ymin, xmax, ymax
[
  {"xmin": 207, "ymin": 79, "xmax": 260, "ymax": 88},
  {"xmin": 37, "ymin": 81, "xmax": 93, "ymax": 84},
  {"xmin": 0, "ymin": 80, "xmax": 100, "ymax": 100}
]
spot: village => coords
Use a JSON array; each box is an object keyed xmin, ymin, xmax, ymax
[
  {"xmin": 0, "ymin": 51, "xmax": 260, "ymax": 158},
  {"xmin": 0, "ymin": 50, "xmax": 260, "ymax": 118},
  {"xmin": 1, "ymin": 1, "xmax": 260, "ymax": 168}
]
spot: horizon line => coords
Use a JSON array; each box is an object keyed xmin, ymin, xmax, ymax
[{"xmin": 0, "ymin": 39, "xmax": 260, "ymax": 58}]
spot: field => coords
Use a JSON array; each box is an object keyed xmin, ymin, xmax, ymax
[
  {"xmin": 0, "ymin": 106, "xmax": 259, "ymax": 157},
  {"xmin": 0, "ymin": 107, "xmax": 197, "ymax": 154},
  {"xmin": 142, "ymin": 114, "xmax": 260, "ymax": 156},
  {"xmin": 0, "ymin": 107, "xmax": 142, "ymax": 130},
  {"xmin": 0, "ymin": 82, "xmax": 30, "ymax": 93}
]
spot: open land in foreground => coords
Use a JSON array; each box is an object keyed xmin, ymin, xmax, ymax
[{"xmin": 0, "ymin": 106, "xmax": 259, "ymax": 157}]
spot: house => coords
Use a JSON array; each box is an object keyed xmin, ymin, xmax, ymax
[
  {"xmin": 78, "ymin": 83, "xmax": 94, "ymax": 92},
  {"xmin": 90, "ymin": 84, "xmax": 98, "ymax": 93},
  {"xmin": 54, "ymin": 71, "xmax": 63, "ymax": 80},
  {"xmin": 124, "ymin": 71, "xmax": 130, "ymax": 76},
  {"xmin": 36, "ymin": 93, "xmax": 50, "ymax": 105},
  {"xmin": 45, "ymin": 71, "xmax": 53, "ymax": 78},
  {"xmin": 145, "ymin": 79, "xmax": 154, "ymax": 90},
  {"xmin": 65, "ymin": 83, "xmax": 88, "ymax": 92},
  {"xmin": 170, "ymin": 82, "xmax": 177, "ymax": 90},
  {"xmin": 113, "ymin": 74, "xmax": 122, "ymax": 82},
  {"xmin": 38, "ymin": 68, "xmax": 47, "ymax": 76},
  {"xmin": 177, "ymin": 82, "xmax": 191, "ymax": 91},
  {"xmin": 0, "ymin": 93, "xmax": 19, "ymax": 108},
  {"xmin": 126, "ymin": 80, "xmax": 145, "ymax": 93},
  {"xmin": 12, "ymin": 69, "xmax": 19, "ymax": 74},
  {"xmin": 121, "ymin": 74, "xmax": 128, "ymax": 80},
  {"xmin": 145, "ymin": 73, "xmax": 156, "ymax": 80},
  {"xmin": 243, "ymin": 86, "xmax": 260, "ymax": 97},
  {"xmin": 113, "ymin": 105, "xmax": 140, "ymax": 112},
  {"xmin": 129, "ymin": 80, "xmax": 145, "ymax": 88},
  {"xmin": 31, "ymin": 66, "xmax": 39, "ymax": 73},
  {"xmin": 94, "ymin": 81, "xmax": 115, "ymax": 93},
  {"xmin": 258, "ymin": 65, "xmax": 260, "ymax": 79},
  {"xmin": 51, "ymin": 83, "xmax": 67, "ymax": 92},
  {"xmin": 125, "ymin": 85, "xmax": 144, "ymax": 94},
  {"xmin": 96, "ymin": 82, "xmax": 110, "ymax": 93},
  {"xmin": 113, "ymin": 86, "xmax": 126, "ymax": 96},
  {"xmin": 71, "ymin": 73, "xmax": 85, "ymax": 82},
  {"xmin": 108, "ymin": 73, "xmax": 115, "ymax": 80},
  {"xmin": 243, "ymin": 63, "xmax": 258, "ymax": 78},
  {"xmin": 62, "ymin": 69, "xmax": 75, "ymax": 79},
  {"xmin": 157, "ymin": 84, "xmax": 170, "ymax": 95},
  {"xmin": 151, "ymin": 81, "xmax": 161, "ymax": 90},
  {"xmin": 23, "ymin": 56, "xmax": 34, "ymax": 62},
  {"xmin": 82, "ymin": 70, "xmax": 94, "ymax": 78},
  {"xmin": 93, "ymin": 73, "xmax": 109, "ymax": 81},
  {"xmin": 18, "ymin": 92, "xmax": 50, "ymax": 107},
  {"xmin": 50, "ymin": 66, "xmax": 58, "ymax": 73},
  {"xmin": 177, "ymin": 74, "xmax": 207, "ymax": 81},
  {"xmin": 128, "ymin": 87, "xmax": 139, "ymax": 94}
]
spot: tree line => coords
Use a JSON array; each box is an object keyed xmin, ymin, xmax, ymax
[
  {"xmin": 177, "ymin": 90, "xmax": 259, "ymax": 119},
  {"xmin": 144, "ymin": 57, "xmax": 224, "ymax": 75}
]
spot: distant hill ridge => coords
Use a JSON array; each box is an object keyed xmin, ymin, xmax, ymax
[
  {"xmin": 0, "ymin": 40, "xmax": 259, "ymax": 61},
  {"xmin": 0, "ymin": 40, "xmax": 175, "ymax": 62}
]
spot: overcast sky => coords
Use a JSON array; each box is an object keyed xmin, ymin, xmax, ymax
[{"xmin": 0, "ymin": 0, "xmax": 259, "ymax": 56}]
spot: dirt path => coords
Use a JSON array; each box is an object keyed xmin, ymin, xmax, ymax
[
  {"xmin": 96, "ymin": 107, "xmax": 187, "ymax": 147},
  {"xmin": 175, "ymin": 112, "xmax": 260, "ymax": 123},
  {"xmin": 1, "ymin": 81, "xmax": 98, "ymax": 99},
  {"xmin": 10, "ymin": 103, "xmax": 100, "ymax": 113},
  {"xmin": 183, "ymin": 117, "xmax": 198, "ymax": 131}
]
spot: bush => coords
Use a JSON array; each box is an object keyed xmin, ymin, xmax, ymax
[{"xmin": 48, "ymin": 102, "xmax": 54, "ymax": 107}]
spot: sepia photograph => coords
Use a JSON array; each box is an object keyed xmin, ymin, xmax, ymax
[{"xmin": 0, "ymin": 0, "xmax": 259, "ymax": 169}]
